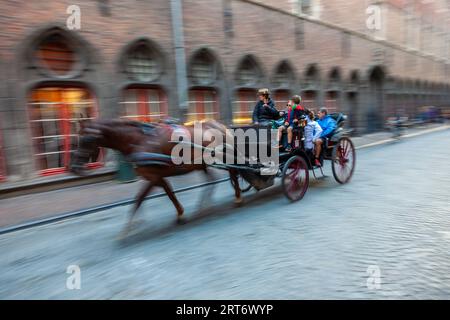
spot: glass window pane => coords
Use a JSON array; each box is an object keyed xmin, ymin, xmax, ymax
[{"xmin": 29, "ymin": 87, "xmax": 98, "ymax": 173}]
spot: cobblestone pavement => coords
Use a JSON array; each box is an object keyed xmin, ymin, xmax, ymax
[{"xmin": 0, "ymin": 129, "xmax": 450, "ymax": 299}]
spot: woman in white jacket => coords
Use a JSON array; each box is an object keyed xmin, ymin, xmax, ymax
[{"xmin": 304, "ymin": 110, "xmax": 322, "ymax": 152}]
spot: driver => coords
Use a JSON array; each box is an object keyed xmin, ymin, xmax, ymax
[{"xmin": 252, "ymin": 88, "xmax": 283, "ymax": 127}]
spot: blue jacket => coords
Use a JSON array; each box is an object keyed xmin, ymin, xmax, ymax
[{"xmin": 317, "ymin": 115, "xmax": 337, "ymax": 138}]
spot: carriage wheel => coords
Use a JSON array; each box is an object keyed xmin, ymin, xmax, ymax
[
  {"xmin": 230, "ymin": 173, "xmax": 252, "ymax": 193},
  {"xmin": 281, "ymin": 156, "xmax": 309, "ymax": 202},
  {"xmin": 331, "ymin": 137, "xmax": 356, "ymax": 184}
]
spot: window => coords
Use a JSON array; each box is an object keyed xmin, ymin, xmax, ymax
[
  {"xmin": 325, "ymin": 91, "xmax": 339, "ymax": 114},
  {"xmin": 273, "ymin": 62, "xmax": 294, "ymax": 89},
  {"xmin": 126, "ymin": 43, "xmax": 161, "ymax": 82},
  {"xmin": 236, "ymin": 56, "xmax": 262, "ymax": 87},
  {"xmin": 37, "ymin": 33, "xmax": 76, "ymax": 76},
  {"xmin": 28, "ymin": 87, "xmax": 101, "ymax": 175},
  {"xmin": 302, "ymin": 90, "xmax": 317, "ymax": 110},
  {"xmin": 300, "ymin": 0, "xmax": 312, "ymax": 15},
  {"xmin": 186, "ymin": 89, "xmax": 219, "ymax": 125},
  {"xmin": 304, "ymin": 64, "xmax": 320, "ymax": 89},
  {"xmin": 273, "ymin": 90, "xmax": 291, "ymax": 109},
  {"xmin": 120, "ymin": 88, "xmax": 167, "ymax": 123},
  {"xmin": 237, "ymin": 65, "xmax": 257, "ymax": 87},
  {"xmin": 191, "ymin": 53, "xmax": 216, "ymax": 86},
  {"xmin": 291, "ymin": 0, "xmax": 317, "ymax": 17},
  {"xmin": 232, "ymin": 89, "xmax": 257, "ymax": 125}
]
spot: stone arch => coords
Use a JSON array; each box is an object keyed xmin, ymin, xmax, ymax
[{"xmin": 234, "ymin": 54, "xmax": 266, "ymax": 88}]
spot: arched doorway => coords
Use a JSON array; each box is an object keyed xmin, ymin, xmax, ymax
[
  {"xmin": 28, "ymin": 87, "xmax": 101, "ymax": 175},
  {"xmin": 120, "ymin": 39, "xmax": 168, "ymax": 123},
  {"xmin": 302, "ymin": 64, "xmax": 320, "ymax": 110},
  {"xmin": 272, "ymin": 60, "xmax": 296, "ymax": 108},
  {"xmin": 27, "ymin": 30, "xmax": 101, "ymax": 176},
  {"xmin": 186, "ymin": 48, "xmax": 222, "ymax": 124}
]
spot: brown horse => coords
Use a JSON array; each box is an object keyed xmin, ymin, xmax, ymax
[{"xmin": 70, "ymin": 118, "xmax": 242, "ymax": 235}]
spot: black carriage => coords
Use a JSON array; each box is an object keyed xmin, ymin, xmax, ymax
[{"xmin": 221, "ymin": 113, "xmax": 356, "ymax": 202}]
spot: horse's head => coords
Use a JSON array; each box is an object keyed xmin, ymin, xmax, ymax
[
  {"xmin": 71, "ymin": 118, "xmax": 158, "ymax": 175},
  {"xmin": 70, "ymin": 119, "xmax": 107, "ymax": 176}
]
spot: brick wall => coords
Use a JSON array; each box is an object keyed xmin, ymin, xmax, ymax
[{"xmin": 0, "ymin": 0, "xmax": 449, "ymax": 182}]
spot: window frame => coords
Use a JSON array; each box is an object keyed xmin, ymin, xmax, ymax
[
  {"xmin": 27, "ymin": 86, "xmax": 103, "ymax": 176},
  {"xmin": 120, "ymin": 86, "xmax": 168, "ymax": 123}
]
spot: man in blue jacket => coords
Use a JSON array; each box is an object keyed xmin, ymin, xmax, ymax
[{"xmin": 314, "ymin": 107, "xmax": 337, "ymax": 167}]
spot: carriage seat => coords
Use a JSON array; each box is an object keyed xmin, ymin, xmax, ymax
[
  {"xmin": 329, "ymin": 113, "xmax": 347, "ymax": 128},
  {"xmin": 126, "ymin": 152, "xmax": 174, "ymax": 167}
]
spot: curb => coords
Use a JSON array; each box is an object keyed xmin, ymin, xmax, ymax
[{"xmin": 355, "ymin": 125, "xmax": 450, "ymax": 150}]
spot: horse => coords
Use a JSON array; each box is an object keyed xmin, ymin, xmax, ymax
[{"xmin": 70, "ymin": 118, "xmax": 243, "ymax": 236}]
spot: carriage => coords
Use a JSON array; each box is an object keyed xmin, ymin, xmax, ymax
[
  {"xmin": 215, "ymin": 113, "xmax": 356, "ymax": 202},
  {"xmin": 71, "ymin": 113, "xmax": 356, "ymax": 235}
]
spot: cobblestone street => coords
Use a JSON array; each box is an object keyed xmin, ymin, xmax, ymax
[{"xmin": 1, "ymin": 129, "xmax": 450, "ymax": 299}]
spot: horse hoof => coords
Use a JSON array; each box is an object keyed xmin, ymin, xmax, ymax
[
  {"xmin": 117, "ymin": 228, "xmax": 130, "ymax": 241},
  {"xmin": 177, "ymin": 216, "xmax": 187, "ymax": 225},
  {"xmin": 234, "ymin": 197, "xmax": 243, "ymax": 206}
]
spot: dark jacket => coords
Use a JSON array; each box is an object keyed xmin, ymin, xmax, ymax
[{"xmin": 252, "ymin": 99, "xmax": 280, "ymax": 123}]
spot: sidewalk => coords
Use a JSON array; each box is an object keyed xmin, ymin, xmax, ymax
[{"xmin": 0, "ymin": 123, "xmax": 448, "ymax": 229}]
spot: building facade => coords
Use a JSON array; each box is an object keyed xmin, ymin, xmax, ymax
[{"xmin": 0, "ymin": 0, "xmax": 449, "ymax": 183}]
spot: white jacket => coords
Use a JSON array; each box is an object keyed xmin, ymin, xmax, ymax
[{"xmin": 304, "ymin": 118, "xmax": 323, "ymax": 150}]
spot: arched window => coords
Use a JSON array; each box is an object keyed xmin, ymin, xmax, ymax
[
  {"xmin": 125, "ymin": 41, "xmax": 161, "ymax": 82},
  {"xmin": 190, "ymin": 49, "xmax": 217, "ymax": 86},
  {"xmin": 186, "ymin": 49, "xmax": 221, "ymax": 124},
  {"xmin": 36, "ymin": 33, "xmax": 76, "ymax": 76},
  {"xmin": 186, "ymin": 89, "xmax": 219, "ymax": 125},
  {"xmin": 273, "ymin": 61, "xmax": 295, "ymax": 89},
  {"xmin": 233, "ymin": 56, "xmax": 264, "ymax": 124},
  {"xmin": 325, "ymin": 68, "xmax": 341, "ymax": 114},
  {"xmin": 28, "ymin": 87, "xmax": 101, "ymax": 175},
  {"xmin": 120, "ymin": 87, "xmax": 167, "ymax": 123},
  {"xmin": 27, "ymin": 31, "xmax": 100, "ymax": 176},
  {"xmin": 235, "ymin": 56, "xmax": 263, "ymax": 87},
  {"xmin": 302, "ymin": 64, "xmax": 320, "ymax": 109},
  {"xmin": 120, "ymin": 40, "xmax": 166, "ymax": 123},
  {"xmin": 233, "ymin": 89, "xmax": 257, "ymax": 125}
]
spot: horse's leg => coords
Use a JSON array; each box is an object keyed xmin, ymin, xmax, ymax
[
  {"xmin": 120, "ymin": 181, "xmax": 154, "ymax": 238},
  {"xmin": 158, "ymin": 178, "xmax": 185, "ymax": 221},
  {"xmin": 230, "ymin": 169, "xmax": 242, "ymax": 205},
  {"xmin": 197, "ymin": 166, "xmax": 216, "ymax": 210}
]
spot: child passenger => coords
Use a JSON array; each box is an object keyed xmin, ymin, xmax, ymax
[
  {"xmin": 304, "ymin": 110, "xmax": 323, "ymax": 154},
  {"xmin": 277, "ymin": 95, "xmax": 306, "ymax": 151}
]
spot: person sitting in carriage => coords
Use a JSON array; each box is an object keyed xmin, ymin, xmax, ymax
[
  {"xmin": 276, "ymin": 95, "xmax": 307, "ymax": 152},
  {"xmin": 304, "ymin": 109, "xmax": 323, "ymax": 156},
  {"xmin": 314, "ymin": 107, "xmax": 337, "ymax": 167},
  {"xmin": 252, "ymin": 88, "xmax": 283, "ymax": 127}
]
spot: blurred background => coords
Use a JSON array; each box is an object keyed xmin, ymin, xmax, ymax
[{"xmin": 0, "ymin": 0, "xmax": 449, "ymax": 185}]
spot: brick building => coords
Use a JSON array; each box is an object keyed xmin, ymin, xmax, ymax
[{"xmin": 0, "ymin": 0, "xmax": 449, "ymax": 184}]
